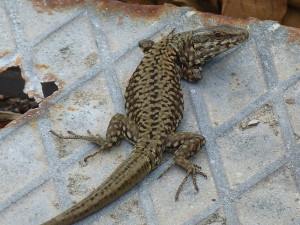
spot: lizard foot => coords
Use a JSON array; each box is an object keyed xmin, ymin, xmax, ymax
[
  {"xmin": 157, "ymin": 160, "xmax": 207, "ymax": 200},
  {"xmin": 50, "ymin": 130, "xmax": 105, "ymax": 146},
  {"xmin": 175, "ymin": 163, "xmax": 207, "ymax": 201},
  {"xmin": 83, "ymin": 146, "xmax": 105, "ymax": 162}
]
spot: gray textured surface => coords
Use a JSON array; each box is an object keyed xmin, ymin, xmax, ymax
[{"xmin": 0, "ymin": 1, "xmax": 299, "ymax": 225}]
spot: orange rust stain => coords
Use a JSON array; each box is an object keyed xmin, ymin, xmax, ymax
[
  {"xmin": 95, "ymin": 0, "xmax": 175, "ymax": 20},
  {"xmin": 38, "ymin": 100, "xmax": 51, "ymax": 110},
  {"xmin": 0, "ymin": 51, "xmax": 10, "ymax": 59},
  {"xmin": 30, "ymin": 0, "xmax": 86, "ymax": 14},
  {"xmin": 236, "ymin": 82, "xmax": 241, "ymax": 86},
  {"xmin": 198, "ymin": 12, "xmax": 255, "ymax": 27},
  {"xmin": 30, "ymin": 0, "xmax": 174, "ymax": 20},
  {"xmin": 35, "ymin": 64, "xmax": 50, "ymax": 70},
  {"xmin": 53, "ymin": 105, "xmax": 65, "ymax": 110},
  {"xmin": 118, "ymin": 16, "xmax": 124, "ymax": 25},
  {"xmin": 285, "ymin": 98, "xmax": 295, "ymax": 104},
  {"xmin": 67, "ymin": 107, "xmax": 77, "ymax": 111},
  {"xmin": 228, "ymin": 82, "xmax": 232, "ymax": 85},
  {"xmin": 4, "ymin": 107, "xmax": 43, "ymax": 128},
  {"xmin": 44, "ymin": 71, "xmax": 66, "ymax": 87},
  {"xmin": 285, "ymin": 26, "xmax": 300, "ymax": 45}
]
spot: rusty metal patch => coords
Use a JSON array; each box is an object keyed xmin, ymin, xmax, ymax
[
  {"xmin": 198, "ymin": 11, "xmax": 256, "ymax": 27},
  {"xmin": 30, "ymin": 0, "xmax": 176, "ymax": 20},
  {"xmin": 285, "ymin": 26, "xmax": 300, "ymax": 45},
  {"xmin": 31, "ymin": 0, "xmax": 86, "ymax": 14},
  {"xmin": 94, "ymin": 0, "xmax": 175, "ymax": 20}
]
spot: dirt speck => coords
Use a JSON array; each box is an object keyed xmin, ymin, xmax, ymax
[
  {"xmin": 240, "ymin": 103, "xmax": 279, "ymax": 136},
  {"xmin": 67, "ymin": 173, "xmax": 92, "ymax": 196},
  {"xmin": 285, "ymin": 98, "xmax": 295, "ymax": 104}
]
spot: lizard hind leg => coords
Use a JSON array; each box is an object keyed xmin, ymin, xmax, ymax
[
  {"xmin": 84, "ymin": 113, "xmax": 139, "ymax": 162},
  {"xmin": 174, "ymin": 158, "xmax": 207, "ymax": 200},
  {"xmin": 160, "ymin": 132, "xmax": 207, "ymax": 200},
  {"xmin": 50, "ymin": 129, "xmax": 105, "ymax": 146},
  {"xmin": 50, "ymin": 113, "xmax": 139, "ymax": 162}
]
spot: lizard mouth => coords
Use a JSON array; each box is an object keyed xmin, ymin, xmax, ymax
[
  {"xmin": 228, "ymin": 29, "xmax": 249, "ymax": 47},
  {"xmin": 241, "ymin": 30, "xmax": 249, "ymax": 41},
  {"xmin": 237, "ymin": 29, "xmax": 249, "ymax": 43}
]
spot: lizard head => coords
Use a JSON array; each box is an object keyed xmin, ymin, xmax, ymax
[{"xmin": 190, "ymin": 25, "xmax": 249, "ymax": 64}]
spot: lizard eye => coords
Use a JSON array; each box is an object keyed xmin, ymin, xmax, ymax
[{"xmin": 214, "ymin": 32, "xmax": 223, "ymax": 39}]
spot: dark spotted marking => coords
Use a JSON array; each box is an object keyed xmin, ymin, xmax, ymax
[{"xmin": 44, "ymin": 25, "xmax": 248, "ymax": 225}]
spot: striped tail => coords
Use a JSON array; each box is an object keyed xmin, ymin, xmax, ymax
[{"xmin": 42, "ymin": 152, "xmax": 152, "ymax": 225}]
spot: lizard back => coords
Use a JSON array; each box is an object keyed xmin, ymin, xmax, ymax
[
  {"xmin": 125, "ymin": 35, "xmax": 184, "ymax": 166},
  {"xmin": 41, "ymin": 25, "xmax": 249, "ymax": 225}
]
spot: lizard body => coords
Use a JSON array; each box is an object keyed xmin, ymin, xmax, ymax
[{"xmin": 42, "ymin": 25, "xmax": 248, "ymax": 225}]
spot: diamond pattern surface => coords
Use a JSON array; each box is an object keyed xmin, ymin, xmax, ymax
[{"xmin": 0, "ymin": 1, "xmax": 299, "ymax": 225}]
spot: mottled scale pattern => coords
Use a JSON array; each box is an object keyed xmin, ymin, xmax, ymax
[
  {"xmin": 125, "ymin": 36, "xmax": 184, "ymax": 164},
  {"xmin": 42, "ymin": 25, "xmax": 249, "ymax": 225}
]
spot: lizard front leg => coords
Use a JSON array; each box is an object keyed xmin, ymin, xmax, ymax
[
  {"xmin": 179, "ymin": 65, "xmax": 203, "ymax": 82},
  {"xmin": 169, "ymin": 43, "xmax": 204, "ymax": 82},
  {"xmin": 138, "ymin": 29, "xmax": 176, "ymax": 54},
  {"xmin": 159, "ymin": 132, "xmax": 206, "ymax": 200},
  {"xmin": 138, "ymin": 39, "xmax": 155, "ymax": 53},
  {"xmin": 51, "ymin": 113, "xmax": 139, "ymax": 162},
  {"xmin": 177, "ymin": 53, "xmax": 204, "ymax": 82}
]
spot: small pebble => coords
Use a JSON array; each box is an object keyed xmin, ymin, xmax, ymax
[
  {"xmin": 240, "ymin": 122, "xmax": 248, "ymax": 129},
  {"xmin": 248, "ymin": 119, "xmax": 260, "ymax": 126}
]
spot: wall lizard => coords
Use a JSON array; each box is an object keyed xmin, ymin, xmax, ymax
[{"xmin": 42, "ymin": 25, "xmax": 249, "ymax": 225}]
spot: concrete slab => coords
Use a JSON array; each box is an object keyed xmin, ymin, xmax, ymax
[{"xmin": 0, "ymin": 1, "xmax": 299, "ymax": 225}]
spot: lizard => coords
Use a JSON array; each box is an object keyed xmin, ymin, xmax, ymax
[{"xmin": 42, "ymin": 24, "xmax": 249, "ymax": 225}]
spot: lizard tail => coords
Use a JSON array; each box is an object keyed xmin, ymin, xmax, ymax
[{"xmin": 42, "ymin": 152, "xmax": 152, "ymax": 225}]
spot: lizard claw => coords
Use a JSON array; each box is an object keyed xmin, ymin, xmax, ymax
[
  {"xmin": 50, "ymin": 130, "xmax": 80, "ymax": 139},
  {"xmin": 175, "ymin": 164, "xmax": 207, "ymax": 201},
  {"xmin": 67, "ymin": 130, "xmax": 77, "ymax": 136},
  {"xmin": 87, "ymin": 129, "xmax": 92, "ymax": 135},
  {"xmin": 86, "ymin": 129, "xmax": 101, "ymax": 138},
  {"xmin": 49, "ymin": 130, "xmax": 60, "ymax": 137},
  {"xmin": 50, "ymin": 130, "xmax": 72, "ymax": 139},
  {"xmin": 83, "ymin": 147, "xmax": 104, "ymax": 162}
]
